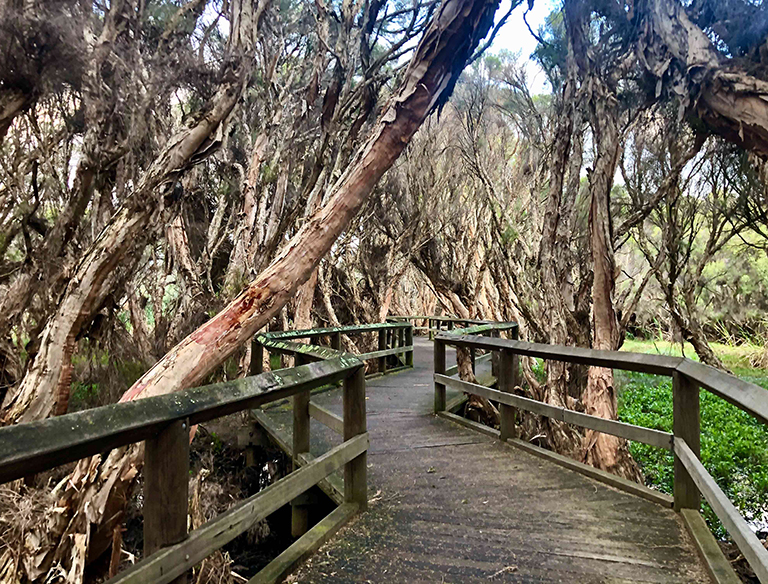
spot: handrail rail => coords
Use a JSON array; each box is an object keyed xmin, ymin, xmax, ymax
[
  {"xmin": 255, "ymin": 321, "xmax": 415, "ymax": 378},
  {"xmin": 436, "ymin": 333, "xmax": 767, "ymax": 423},
  {"xmin": 0, "ymin": 357, "xmax": 359, "ymax": 484},
  {"xmin": 432, "ymin": 323, "xmax": 768, "ymax": 582},
  {"xmin": 0, "ymin": 322, "xmax": 392, "ymax": 584}
]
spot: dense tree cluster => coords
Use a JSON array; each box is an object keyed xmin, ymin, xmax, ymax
[{"xmin": 2, "ymin": 0, "xmax": 768, "ymax": 581}]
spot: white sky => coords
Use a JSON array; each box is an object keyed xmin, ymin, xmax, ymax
[{"xmin": 487, "ymin": 0, "xmax": 560, "ymax": 94}]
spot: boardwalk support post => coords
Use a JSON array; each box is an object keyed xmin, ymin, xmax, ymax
[
  {"xmin": 405, "ymin": 325, "xmax": 414, "ymax": 367},
  {"xmin": 292, "ymin": 355, "xmax": 312, "ymax": 536},
  {"xmin": 434, "ymin": 338, "xmax": 446, "ymax": 413},
  {"xmin": 378, "ymin": 329, "xmax": 387, "ymax": 375},
  {"xmin": 251, "ymin": 337, "xmax": 264, "ymax": 375},
  {"xmin": 499, "ymin": 348, "xmax": 517, "ymax": 441},
  {"xmin": 673, "ymin": 371, "xmax": 700, "ymax": 512},
  {"xmin": 144, "ymin": 418, "xmax": 190, "ymax": 584},
  {"xmin": 344, "ymin": 367, "xmax": 367, "ymax": 510},
  {"xmin": 332, "ymin": 331, "xmax": 341, "ymax": 350}
]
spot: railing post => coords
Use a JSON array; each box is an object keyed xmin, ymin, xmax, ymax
[
  {"xmin": 378, "ymin": 329, "xmax": 387, "ymax": 375},
  {"xmin": 250, "ymin": 337, "xmax": 264, "ymax": 376},
  {"xmin": 434, "ymin": 338, "xmax": 446, "ymax": 413},
  {"xmin": 673, "ymin": 371, "xmax": 700, "ymax": 512},
  {"xmin": 343, "ymin": 367, "xmax": 367, "ymax": 510},
  {"xmin": 144, "ymin": 418, "xmax": 190, "ymax": 584},
  {"xmin": 331, "ymin": 331, "xmax": 341, "ymax": 350},
  {"xmin": 470, "ymin": 346, "xmax": 476, "ymax": 374},
  {"xmin": 499, "ymin": 349, "xmax": 518, "ymax": 441},
  {"xmin": 292, "ymin": 355, "xmax": 311, "ymax": 536},
  {"xmin": 405, "ymin": 324, "xmax": 414, "ymax": 367},
  {"xmin": 428, "ymin": 319, "xmax": 434, "ymax": 340}
]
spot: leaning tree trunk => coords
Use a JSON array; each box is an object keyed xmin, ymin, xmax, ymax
[
  {"xmin": 21, "ymin": 0, "xmax": 502, "ymax": 580},
  {"xmin": 1, "ymin": 72, "xmax": 247, "ymax": 427}
]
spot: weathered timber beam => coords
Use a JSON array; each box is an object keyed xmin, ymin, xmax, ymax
[
  {"xmin": 434, "ymin": 374, "xmax": 673, "ymax": 450},
  {"xmin": 309, "ymin": 402, "xmax": 343, "ymax": 435},
  {"xmin": 0, "ymin": 357, "xmax": 362, "ymax": 484},
  {"xmin": 357, "ymin": 345, "xmax": 413, "ymax": 360},
  {"xmin": 677, "ymin": 359, "xmax": 768, "ymax": 426},
  {"xmin": 436, "ymin": 334, "xmax": 681, "ymax": 375},
  {"xmin": 674, "ymin": 439, "xmax": 768, "ymax": 583},
  {"xmin": 109, "ymin": 433, "xmax": 368, "ymax": 584},
  {"xmin": 263, "ymin": 322, "xmax": 412, "ymax": 341}
]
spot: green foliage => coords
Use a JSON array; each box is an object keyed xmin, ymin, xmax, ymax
[
  {"xmin": 617, "ymin": 361, "xmax": 768, "ymax": 537},
  {"xmin": 71, "ymin": 382, "xmax": 101, "ymax": 409}
]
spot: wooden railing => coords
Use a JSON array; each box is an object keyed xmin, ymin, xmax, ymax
[
  {"xmin": 251, "ymin": 322, "xmax": 413, "ymax": 541},
  {"xmin": 255, "ymin": 321, "xmax": 414, "ymax": 377},
  {"xmin": 433, "ymin": 327, "xmax": 768, "ymax": 583},
  {"xmin": 388, "ymin": 314, "xmax": 492, "ymax": 340},
  {"xmin": 0, "ymin": 323, "xmax": 415, "ymax": 583}
]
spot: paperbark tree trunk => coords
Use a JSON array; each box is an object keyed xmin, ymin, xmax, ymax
[
  {"xmin": 639, "ymin": 0, "xmax": 768, "ymax": 159},
  {"xmin": 20, "ymin": 0, "xmax": 501, "ymax": 580},
  {"xmin": 581, "ymin": 77, "xmax": 642, "ymax": 481}
]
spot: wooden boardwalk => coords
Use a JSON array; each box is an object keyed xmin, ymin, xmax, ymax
[{"xmin": 257, "ymin": 338, "xmax": 711, "ymax": 583}]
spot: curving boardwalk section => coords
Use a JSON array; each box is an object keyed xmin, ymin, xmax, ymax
[{"xmin": 257, "ymin": 338, "xmax": 710, "ymax": 583}]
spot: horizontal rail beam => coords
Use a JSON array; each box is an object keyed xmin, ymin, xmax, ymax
[
  {"xmin": 357, "ymin": 345, "xmax": 412, "ymax": 360},
  {"xmin": 436, "ymin": 334, "xmax": 681, "ymax": 375},
  {"xmin": 109, "ymin": 433, "xmax": 368, "ymax": 584},
  {"xmin": 264, "ymin": 322, "xmax": 411, "ymax": 341},
  {"xmin": 677, "ymin": 360, "xmax": 768, "ymax": 426},
  {"xmin": 435, "ymin": 374, "xmax": 673, "ymax": 450},
  {"xmin": 0, "ymin": 358, "xmax": 362, "ymax": 484},
  {"xmin": 258, "ymin": 340, "xmax": 344, "ymax": 361},
  {"xmin": 309, "ymin": 402, "xmax": 343, "ymax": 435},
  {"xmin": 674, "ymin": 439, "xmax": 768, "ymax": 583}
]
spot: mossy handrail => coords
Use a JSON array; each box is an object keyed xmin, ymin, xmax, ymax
[{"xmin": 0, "ymin": 324, "xmax": 387, "ymax": 584}]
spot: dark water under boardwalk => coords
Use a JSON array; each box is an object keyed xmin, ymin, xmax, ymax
[{"xmin": 260, "ymin": 338, "xmax": 710, "ymax": 583}]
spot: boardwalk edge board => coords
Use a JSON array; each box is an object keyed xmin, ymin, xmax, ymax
[{"xmin": 681, "ymin": 509, "xmax": 741, "ymax": 584}]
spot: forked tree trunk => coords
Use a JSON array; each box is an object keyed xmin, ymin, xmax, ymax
[{"xmin": 20, "ymin": 1, "xmax": 501, "ymax": 580}]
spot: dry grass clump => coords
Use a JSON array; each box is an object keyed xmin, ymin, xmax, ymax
[
  {"xmin": 188, "ymin": 451, "xmax": 271, "ymax": 584},
  {"xmin": 0, "ymin": 481, "xmax": 57, "ymax": 581}
]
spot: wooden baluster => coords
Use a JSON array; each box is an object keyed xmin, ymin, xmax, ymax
[
  {"xmin": 470, "ymin": 346, "xmax": 476, "ymax": 374},
  {"xmin": 405, "ymin": 325, "xmax": 414, "ymax": 367},
  {"xmin": 673, "ymin": 371, "xmax": 701, "ymax": 512},
  {"xmin": 292, "ymin": 355, "xmax": 311, "ymax": 536},
  {"xmin": 434, "ymin": 338, "xmax": 446, "ymax": 413},
  {"xmin": 144, "ymin": 419, "xmax": 190, "ymax": 584},
  {"xmin": 332, "ymin": 331, "xmax": 341, "ymax": 350},
  {"xmin": 344, "ymin": 367, "xmax": 367, "ymax": 509},
  {"xmin": 250, "ymin": 338, "xmax": 264, "ymax": 376},
  {"xmin": 378, "ymin": 329, "xmax": 387, "ymax": 375},
  {"xmin": 428, "ymin": 319, "xmax": 434, "ymax": 340},
  {"xmin": 499, "ymin": 349, "xmax": 519, "ymax": 441}
]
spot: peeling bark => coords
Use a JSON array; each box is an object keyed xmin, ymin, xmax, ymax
[
  {"xmin": 20, "ymin": 0, "xmax": 501, "ymax": 579},
  {"xmin": 639, "ymin": 0, "xmax": 768, "ymax": 159}
]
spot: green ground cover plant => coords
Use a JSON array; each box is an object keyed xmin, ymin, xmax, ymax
[{"xmin": 618, "ymin": 340, "xmax": 768, "ymax": 537}]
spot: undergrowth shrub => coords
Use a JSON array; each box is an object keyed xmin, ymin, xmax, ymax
[{"xmin": 617, "ymin": 371, "xmax": 768, "ymax": 537}]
